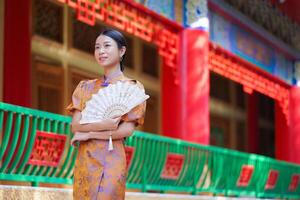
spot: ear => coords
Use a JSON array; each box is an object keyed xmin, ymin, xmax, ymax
[{"xmin": 119, "ymin": 46, "xmax": 126, "ymax": 57}]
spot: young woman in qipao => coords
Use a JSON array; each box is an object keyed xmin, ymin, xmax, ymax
[{"xmin": 66, "ymin": 28, "xmax": 147, "ymax": 200}]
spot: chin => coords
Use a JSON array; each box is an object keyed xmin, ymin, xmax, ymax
[
  {"xmin": 101, "ymin": 63, "xmax": 115, "ymax": 69},
  {"xmin": 103, "ymin": 62, "xmax": 119, "ymax": 69},
  {"xmin": 97, "ymin": 61, "xmax": 109, "ymax": 67}
]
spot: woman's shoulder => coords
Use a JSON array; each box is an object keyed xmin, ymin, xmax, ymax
[
  {"xmin": 78, "ymin": 78, "xmax": 99, "ymax": 86},
  {"xmin": 75, "ymin": 78, "xmax": 99, "ymax": 92},
  {"xmin": 122, "ymin": 76, "xmax": 144, "ymax": 89}
]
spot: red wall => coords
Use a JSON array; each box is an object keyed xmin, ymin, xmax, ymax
[
  {"xmin": 162, "ymin": 28, "xmax": 210, "ymax": 144},
  {"xmin": 289, "ymin": 87, "xmax": 300, "ymax": 164},
  {"xmin": 276, "ymin": 87, "xmax": 300, "ymax": 164},
  {"xmin": 3, "ymin": 0, "xmax": 32, "ymax": 107}
]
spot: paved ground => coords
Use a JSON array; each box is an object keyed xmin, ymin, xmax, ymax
[{"xmin": 0, "ymin": 185, "xmax": 277, "ymax": 200}]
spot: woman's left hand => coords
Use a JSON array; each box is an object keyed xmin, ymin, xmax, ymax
[{"xmin": 71, "ymin": 132, "xmax": 90, "ymax": 146}]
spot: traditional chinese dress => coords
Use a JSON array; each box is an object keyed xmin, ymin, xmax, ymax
[{"xmin": 66, "ymin": 77, "xmax": 146, "ymax": 200}]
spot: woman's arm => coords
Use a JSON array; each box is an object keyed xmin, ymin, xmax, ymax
[
  {"xmin": 71, "ymin": 122, "xmax": 135, "ymax": 145},
  {"xmin": 90, "ymin": 122, "xmax": 135, "ymax": 139},
  {"xmin": 71, "ymin": 110, "xmax": 121, "ymax": 133}
]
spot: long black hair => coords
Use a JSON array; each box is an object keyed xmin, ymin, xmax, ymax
[{"xmin": 99, "ymin": 28, "xmax": 127, "ymax": 71}]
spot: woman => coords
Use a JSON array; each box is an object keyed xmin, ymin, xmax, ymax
[{"xmin": 66, "ymin": 28, "xmax": 147, "ymax": 200}]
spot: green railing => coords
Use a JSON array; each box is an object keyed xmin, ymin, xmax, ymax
[
  {"xmin": 126, "ymin": 133, "xmax": 300, "ymax": 199},
  {"xmin": 0, "ymin": 102, "xmax": 75, "ymax": 185},
  {"xmin": 0, "ymin": 102, "xmax": 300, "ymax": 199}
]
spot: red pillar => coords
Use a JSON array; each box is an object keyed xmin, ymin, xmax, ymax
[
  {"xmin": 162, "ymin": 28, "xmax": 210, "ymax": 144},
  {"xmin": 289, "ymin": 87, "xmax": 300, "ymax": 164},
  {"xmin": 3, "ymin": 0, "xmax": 32, "ymax": 107},
  {"xmin": 275, "ymin": 101, "xmax": 289, "ymax": 162},
  {"xmin": 276, "ymin": 87, "xmax": 300, "ymax": 164},
  {"xmin": 247, "ymin": 92, "xmax": 259, "ymax": 153},
  {"xmin": 161, "ymin": 59, "xmax": 182, "ymax": 138}
]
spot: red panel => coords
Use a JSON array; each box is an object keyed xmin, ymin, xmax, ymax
[
  {"xmin": 3, "ymin": 0, "xmax": 31, "ymax": 106},
  {"xmin": 160, "ymin": 153, "xmax": 185, "ymax": 180},
  {"xmin": 125, "ymin": 146, "xmax": 135, "ymax": 171},
  {"xmin": 265, "ymin": 170, "xmax": 279, "ymax": 190},
  {"xmin": 28, "ymin": 131, "xmax": 66, "ymax": 167},
  {"xmin": 236, "ymin": 165, "xmax": 254, "ymax": 187},
  {"xmin": 289, "ymin": 174, "xmax": 300, "ymax": 192}
]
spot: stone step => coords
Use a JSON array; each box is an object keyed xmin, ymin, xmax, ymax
[{"xmin": 0, "ymin": 185, "xmax": 275, "ymax": 200}]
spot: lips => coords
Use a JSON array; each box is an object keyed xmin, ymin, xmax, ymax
[{"xmin": 99, "ymin": 57, "xmax": 108, "ymax": 61}]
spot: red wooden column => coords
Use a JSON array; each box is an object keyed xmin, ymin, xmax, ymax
[
  {"xmin": 161, "ymin": 56, "xmax": 182, "ymax": 138},
  {"xmin": 275, "ymin": 101, "xmax": 289, "ymax": 162},
  {"xmin": 276, "ymin": 87, "xmax": 300, "ymax": 164},
  {"xmin": 162, "ymin": 28, "xmax": 210, "ymax": 144},
  {"xmin": 3, "ymin": 0, "xmax": 32, "ymax": 107},
  {"xmin": 289, "ymin": 87, "xmax": 300, "ymax": 164},
  {"xmin": 247, "ymin": 92, "xmax": 259, "ymax": 154}
]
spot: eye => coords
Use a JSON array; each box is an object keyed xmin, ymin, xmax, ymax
[{"xmin": 105, "ymin": 44, "xmax": 110, "ymax": 47}]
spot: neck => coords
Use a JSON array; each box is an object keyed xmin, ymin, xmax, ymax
[{"xmin": 103, "ymin": 65, "xmax": 123, "ymax": 80}]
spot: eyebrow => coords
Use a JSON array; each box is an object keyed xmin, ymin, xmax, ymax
[{"xmin": 95, "ymin": 41, "xmax": 111, "ymax": 45}]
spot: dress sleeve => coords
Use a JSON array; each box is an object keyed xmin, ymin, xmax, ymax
[
  {"xmin": 122, "ymin": 81, "xmax": 147, "ymax": 126},
  {"xmin": 65, "ymin": 80, "xmax": 85, "ymax": 114},
  {"xmin": 122, "ymin": 101, "xmax": 147, "ymax": 126}
]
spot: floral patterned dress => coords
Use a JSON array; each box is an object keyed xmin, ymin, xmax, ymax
[{"xmin": 66, "ymin": 77, "xmax": 146, "ymax": 200}]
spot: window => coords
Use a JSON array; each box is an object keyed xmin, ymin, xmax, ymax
[
  {"xmin": 210, "ymin": 115, "xmax": 230, "ymax": 148},
  {"xmin": 142, "ymin": 42, "xmax": 159, "ymax": 78},
  {"xmin": 142, "ymin": 90, "xmax": 159, "ymax": 134},
  {"xmin": 210, "ymin": 72, "xmax": 230, "ymax": 102},
  {"xmin": 235, "ymin": 83, "xmax": 246, "ymax": 109},
  {"xmin": 72, "ymin": 14, "xmax": 104, "ymax": 54},
  {"xmin": 236, "ymin": 120, "xmax": 246, "ymax": 151},
  {"xmin": 123, "ymin": 35, "xmax": 134, "ymax": 69},
  {"xmin": 33, "ymin": 0, "xmax": 63, "ymax": 43},
  {"xmin": 258, "ymin": 93, "xmax": 274, "ymax": 120},
  {"xmin": 33, "ymin": 60, "xmax": 64, "ymax": 114}
]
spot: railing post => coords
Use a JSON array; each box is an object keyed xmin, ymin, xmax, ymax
[
  {"xmin": 142, "ymin": 163, "xmax": 147, "ymax": 192},
  {"xmin": 32, "ymin": 181, "xmax": 39, "ymax": 187}
]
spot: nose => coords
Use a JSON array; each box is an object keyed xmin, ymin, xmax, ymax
[{"xmin": 98, "ymin": 48, "xmax": 105, "ymax": 55}]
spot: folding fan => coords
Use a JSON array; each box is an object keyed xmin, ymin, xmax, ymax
[{"xmin": 79, "ymin": 81, "xmax": 149, "ymax": 151}]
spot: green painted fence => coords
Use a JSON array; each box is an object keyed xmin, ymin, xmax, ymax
[
  {"xmin": 0, "ymin": 102, "xmax": 75, "ymax": 185},
  {"xmin": 0, "ymin": 102, "xmax": 300, "ymax": 199}
]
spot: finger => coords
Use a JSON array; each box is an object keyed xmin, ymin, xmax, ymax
[
  {"xmin": 71, "ymin": 140, "xmax": 79, "ymax": 147},
  {"xmin": 115, "ymin": 116, "xmax": 122, "ymax": 121},
  {"xmin": 71, "ymin": 135, "xmax": 78, "ymax": 145},
  {"xmin": 111, "ymin": 115, "xmax": 122, "ymax": 119},
  {"xmin": 71, "ymin": 139, "xmax": 75, "ymax": 146}
]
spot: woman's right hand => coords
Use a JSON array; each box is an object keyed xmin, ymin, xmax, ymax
[{"xmin": 95, "ymin": 116, "xmax": 122, "ymax": 131}]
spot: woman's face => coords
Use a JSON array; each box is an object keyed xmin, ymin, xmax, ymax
[{"xmin": 94, "ymin": 34, "xmax": 125, "ymax": 69}]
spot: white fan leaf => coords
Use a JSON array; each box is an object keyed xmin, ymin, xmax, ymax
[{"xmin": 79, "ymin": 81, "xmax": 149, "ymax": 124}]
